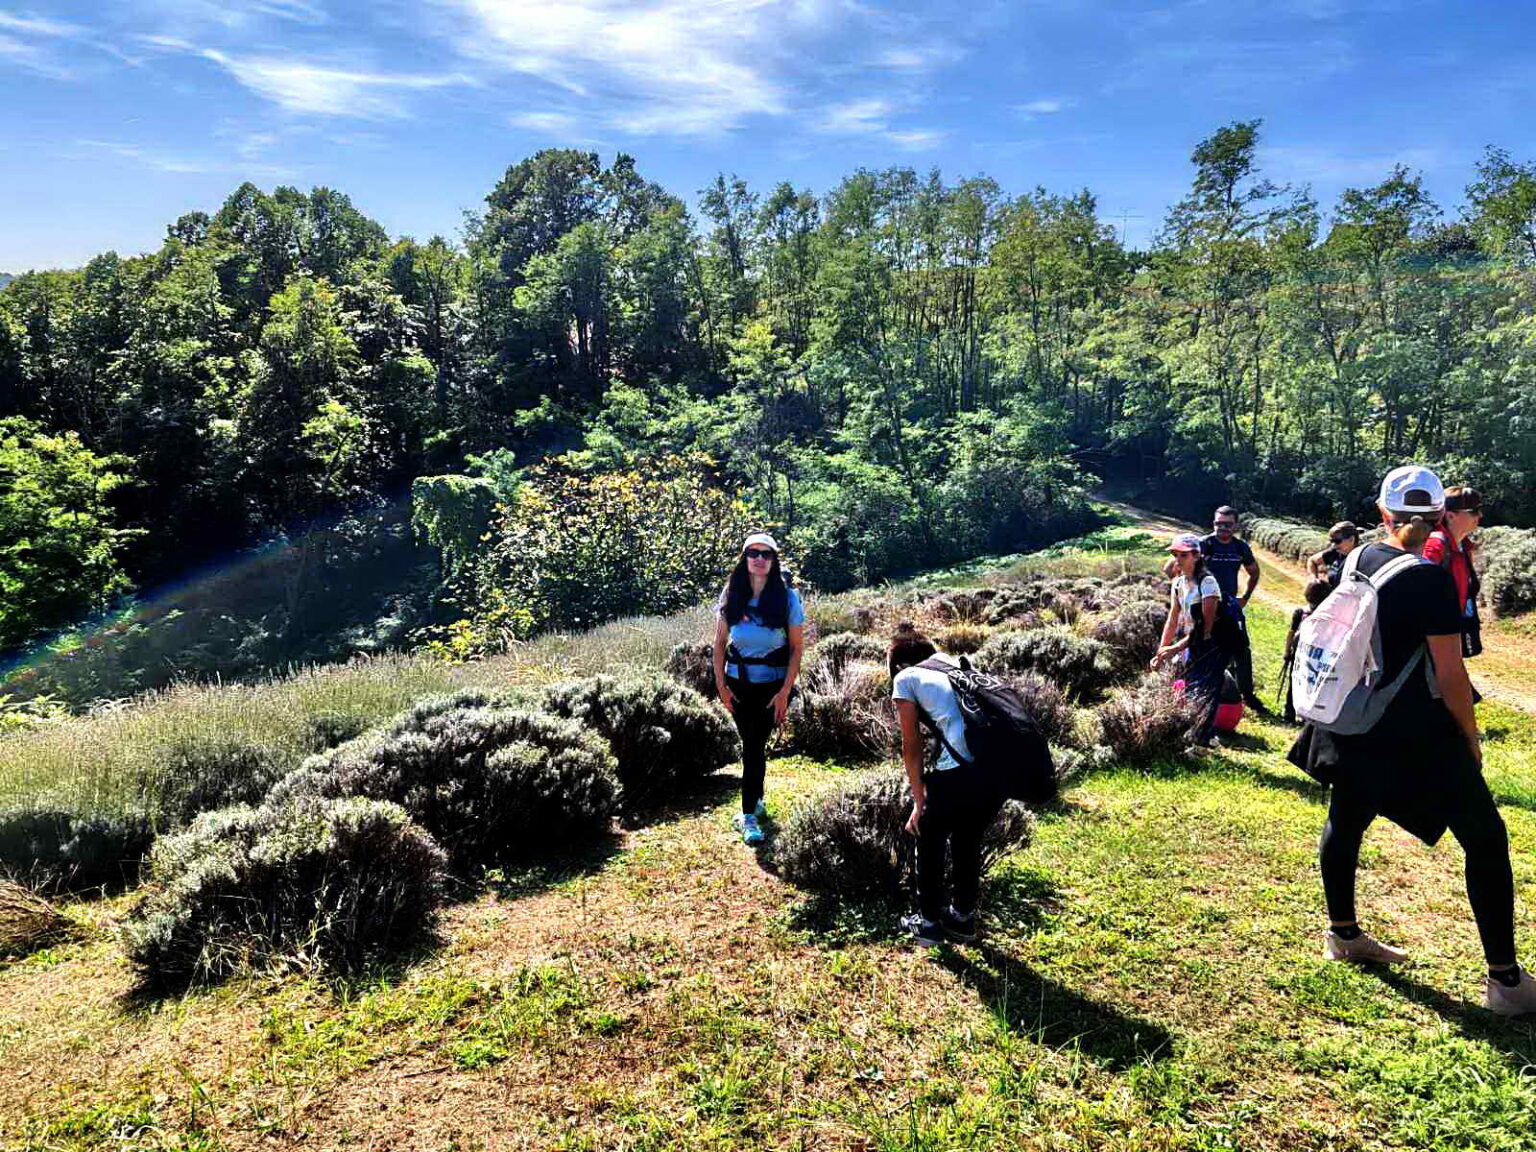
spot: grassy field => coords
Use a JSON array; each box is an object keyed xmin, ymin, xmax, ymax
[{"xmin": 4, "ymin": 542, "xmax": 1536, "ymax": 1150}]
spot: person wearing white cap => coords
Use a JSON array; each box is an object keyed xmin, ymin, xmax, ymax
[
  {"xmin": 1289, "ymin": 465, "xmax": 1536, "ymax": 1015},
  {"xmin": 712, "ymin": 532, "xmax": 804, "ymax": 845},
  {"xmin": 1151, "ymin": 532, "xmax": 1237, "ymax": 751}
]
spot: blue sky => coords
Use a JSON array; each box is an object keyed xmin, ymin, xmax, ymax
[{"xmin": 1, "ymin": 0, "xmax": 1532, "ymax": 271}]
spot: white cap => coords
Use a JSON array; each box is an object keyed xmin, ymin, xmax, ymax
[
  {"xmin": 1378, "ymin": 465, "xmax": 1445, "ymax": 514},
  {"xmin": 742, "ymin": 532, "xmax": 780, "ymax": 553}
]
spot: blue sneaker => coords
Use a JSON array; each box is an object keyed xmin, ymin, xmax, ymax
[
  {"xmin": 732, "ymin": 813, "xmax": 765, "ymax": 845},
  {"xmin": 754, "ymin": 799, "xmax": 768, "ymax": 819}
]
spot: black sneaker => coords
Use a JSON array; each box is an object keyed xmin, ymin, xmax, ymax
[
  {"xmin": 942, "ymin": 910, "xmax": 979, "ymax": 943},
  {"xmin": 900, "ymin": 913, "xmax": 945, "ymax": 948}
]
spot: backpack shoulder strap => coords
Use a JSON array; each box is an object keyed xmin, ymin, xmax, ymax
[
  {"xmin": 904, "ymin": 659, "xmax": 972, "ymax": 768},
  {"xmin": 1367, "ymin": 552, "xmax": 1426, "ymax": 590}
]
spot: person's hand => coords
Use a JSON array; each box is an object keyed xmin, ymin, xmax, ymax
[
  {"xmin": 1149, "ymin": 652, "xmax": 1164, "ymax": 671},
  {"xmin": 905, "ymin": 797, "xmax": 924, "ymax": 835},
  {"xmin": 772, "ymin": 689, "xmax": 791, "ymax": 725},
  {"xmin": 1240, "ymin": 594, "xmax": 1251, "ymax": 608},
  {"xmin": 717, "ymin": 682, "xmax": 734, "ymax": 713}
]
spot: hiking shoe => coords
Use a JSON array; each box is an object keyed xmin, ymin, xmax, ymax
[
  {"xmin": 900, "ymin": 913, "xmax": 946, "ymax": 948},
  {"xmin": 732, "ymin": 813, "xmax": 765, "ymax": 845},
  {"xmin": 942, "ymin": 909, "xmax": 979, "ymax": 943},
  {"xmin": 1485, "ymin": 968, "xmax": 1536, "ymax": 1017},
  {"xmin": 1324, "ymin": 929, "xmax": 1409, "ymax": 965}
]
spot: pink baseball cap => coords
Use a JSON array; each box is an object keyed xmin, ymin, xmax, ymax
[{"xmin": 1168, "ymin": 533, "xmax": 1203, "ymax": 553}]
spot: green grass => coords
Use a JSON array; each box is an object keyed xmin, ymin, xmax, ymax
[{"xmin": 6, "ymin": 542, "xmax": 1536, "ymax": 1149}]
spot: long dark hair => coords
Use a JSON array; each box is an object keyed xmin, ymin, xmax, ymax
[{"xmin": 720, "ymin": 550, "xmax": 791, "ymax": 628}]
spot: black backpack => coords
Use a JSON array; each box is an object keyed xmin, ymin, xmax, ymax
[{"xmin": 913, "ymin": 657, "xmax": 1057, "ymax": 804}]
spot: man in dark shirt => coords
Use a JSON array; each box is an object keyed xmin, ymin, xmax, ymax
[{"xmin": 1200, "ymin": 506, "xmax": 1266, "ymax": 712}]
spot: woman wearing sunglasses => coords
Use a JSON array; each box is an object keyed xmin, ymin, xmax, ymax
[
  {"xmin": 1423, "ymin": 487, "xmax": 1484, "ymax": 661},
  {"xmin": 712, "ymin": 532, "xmax": 804, "ymax": 845}
]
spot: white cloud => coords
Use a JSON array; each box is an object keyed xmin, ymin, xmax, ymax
[
  {"xmin": 0, "ymin": 11, "xmax": 85, "ymax": 37},
  {"xmin": 510, "ymin": 109, "xmax": 581, "ymax": 135},
  {"xmin": 1258, "ymin": 145, "xmax": 1445, "ymax": 186},
  {"xmin": 887, "ymin": 128, "xmax": 945, "ymax": 152},
  {"xmin": 1017, "ymin": 98, "xmax": 1069, "ymax": 115},
  {"xmin": 74, "ymin": 137, "xmax": 294, "ymax": 178},
  {"xmin": 818, "ymin": 98, "xmax": 892, "ymax": 134},
  {"xmin": 199, "ymin": 49, "xmax": 469, "ymax": 117},
  {"xmin": 814, "ymin": 97, "xmax": 942, "ymax": 151},
  {"xmin": 436, "ymin": 0, "xmax": 786, "ymax": 137}
]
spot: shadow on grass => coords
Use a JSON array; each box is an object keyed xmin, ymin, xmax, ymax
[
  {"xmin": 939, "ymin": 942, "xmax": 1176, "ymax": 1071},
  {"xmin": 1358, "ymin": 966, "xmax": 1536, "ymax": 1059},
  {"xmin": 619, "ymin": 772, "xmax": 741, "ymax": 829}
]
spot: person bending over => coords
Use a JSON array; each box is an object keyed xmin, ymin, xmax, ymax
[
  {"xmin": 1288, "ymin": 465, "xmax": 1536, "ymax": 1016},
  {"xmin": 713, "ymin": 532, "xmax": 804, "ymax": 846},
  {"xmin": 890, "ymin": 623, "xmax": 1005, "ymax": 948}
]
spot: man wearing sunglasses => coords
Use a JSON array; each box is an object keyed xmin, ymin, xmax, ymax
[{"xmin": 1200, "ymin": 506, "xmax": 1268, "ymax": 715}]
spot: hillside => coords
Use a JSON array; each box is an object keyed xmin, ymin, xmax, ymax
[{"xmin": 3, "ymin": 532, "xmax": 1535, "ymax": 1150}]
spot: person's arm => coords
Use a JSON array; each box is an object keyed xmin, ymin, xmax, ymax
[
  {"xmin": 1151, "ymin": 586, "xmax": 1188, "ymax": 669},
  {"xmin": 1200, "ymin": 594, "xmax": 1219, "ymax": 640},
  {"xmin": 1421, "ymin": 533, "xmax": 1446, "ymax": 565},
  {"xmin": 1161, "ymin": 556, "xmax": 1178, "ymax": 580},
  {"xmin": 772, "ymin": 623, "xmax": 804, "ymax": 724},
  {"xmin": 896, "ymin": 698, "xmax": 926, "ymax": 833},
  {"xmin": 1240, "ymin": 543, "xmax": 1261, "ymax": 604},
  {"xmin": 1428, "ymin": 632, "xmax": 1480, "ymax": 768},
  {"xmin": 1307, "ymin": 549, "xmax": 1329, "ymax": 580},
  {"xmin": 712, "ymin": 615, "xmax": 734, "ymax": 713}
]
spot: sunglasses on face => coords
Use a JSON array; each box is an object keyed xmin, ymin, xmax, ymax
[
  {"xmin": 744, "ymin": 549, "xmax": 776, "ymax": 561},
  {"xmin": 1214, "ymin": 522, "xmax": 1237, "ymax": 531}
]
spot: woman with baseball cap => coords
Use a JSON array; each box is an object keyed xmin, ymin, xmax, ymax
[
  {"xmin": 1151, "ymin": 533, "xmax": 1232, "ymax": 751},
  {"xmin": 1289, "ymin": 465, "xmax": 1536, "ymax": 1015},
  {"xmin": 712, "ymin": 532, "xmax": 804, "ymax": 845},
  {"xmin": 1308, "ymin": 522, "xmax": 1361, "ymax": 589}
]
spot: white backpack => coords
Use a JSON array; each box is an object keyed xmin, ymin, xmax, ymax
[{"xmin": 1291, "ymin": 547, "xmax": 1433, "ymax": 734}]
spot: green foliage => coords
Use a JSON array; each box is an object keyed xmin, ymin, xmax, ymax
[
  {"xmin": 120, "ymin": 796, "xmax": 446, "ymax": 988},
  {"xmin": 0, "ymin": 806, "xmax": 154, "ymax": 892},
  {"xmin": 0, "ymin": 877, "xmax": 72, "ymax": 958},
  {"xmin": 457, "ymin": 454, "xmax": 755, "ymax": 646},
  {"xmin": 774, "ymin": 770, "xmax": 1033, "ymax": 899},
  {"xmin": 411, "ymin": 474, "xmax": 500, "ymax": 578},
  {"xmin": 276, "ymin": 691, "xmax": 620, "ymax": 870},
  {"xmin": 1088, "ymin": 600, "xmax": 1170, "ymax": 675},
  {"xmin": 0, "ymin": 417, "xmax": 139, "ymax": 649},
  {"xmin": 1246, "ymin": 517, "xmax": 1330, "ymax": 566},
  {"xmin": 973, "ymin": 628, "xmax": 1119, "ymax": 699},
  {"xmin": 663, "ymin": 641, "xmax": 716, "ymax": 699},
  {"xmin": 804, "ymin": 631, "xmax": 887, "ymax": 680},
  {"xmin": 538, "ymin": 673, "xmax": 739, "ymax": 812},
  {"xmin": 1478, "ymin": 526, "xmax": 1536, "ymax": 616}
]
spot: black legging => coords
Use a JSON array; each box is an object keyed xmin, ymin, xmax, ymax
[
  {"xmin": 726, "ymin": 676, "xmax": 782, "ymax": 815},
  {"xmin": 916, "ymin": 767, "xmax": 1005, "ymax": 923},
  {"xmin": 1320, "ymin": 777, "xmax": 1516, "ymax": 965},
  {"xmin": 1231, "ymin": 604, "xmax": 1257, "ymax": 703}
]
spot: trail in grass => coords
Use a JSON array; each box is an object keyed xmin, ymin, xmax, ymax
[{"xmin": 1103, "ymin": 497, "xmax": 1536, "ymax": 716}]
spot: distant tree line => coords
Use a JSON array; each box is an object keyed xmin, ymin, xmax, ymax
[{"xmin": 3, "ymin": 120, "xmax": 1536, "ymax": 668}]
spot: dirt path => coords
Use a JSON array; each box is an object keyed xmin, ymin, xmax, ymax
[{"xmin": 1102, "ymin": 497, "xmax": 1536, "ymax": 715}]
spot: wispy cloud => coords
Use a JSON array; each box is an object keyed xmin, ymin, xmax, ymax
[
  {"xmin": 73, "ymin": 137, "xmax": 294, "ymax": 178},
  {"xmin": 0, "ymin": 7, "xmax": 88, "ymax": 77},
  {"xmin": 1258, "ymin": 144, "xmax": 1446, "ymax": 187},
  {"xmin": 431, "ymin": 0, "xmax": 958, "ymax": 139},
  {"xmin": 141, "ymin": 0, "xmax": 329, "ymax": 32},
  {"xmin": 817, "ymin": 97, "xmax": 944, "ymax": 150},
  {"xmin": 1016, "ymin": 97, "xmax": 1073, "ymax": 117},
  {"xmin": 198, "ymin": 49, "xmax": 469, "ymax": 118}
]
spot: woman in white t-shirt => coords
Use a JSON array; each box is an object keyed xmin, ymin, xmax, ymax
[
  {"xmin": 1151, "ymin": 533, "xmax": 1228, "ymax": 750},
  {"xmin": 889, "ymin": 622, "xmax": 1004, "ymax": 948}
]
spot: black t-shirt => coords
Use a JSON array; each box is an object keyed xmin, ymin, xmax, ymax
[
  {"xmin": 1199, "ymin": 533, "xmax": 1255, "ymax": 599},
  {"xmin": 1320, "ymin": 546, "xmax": 1347, "ymax": 588},
  {"xmin": 1350, "ymin": 542, "xmax": 1461, "ymax": 722}
]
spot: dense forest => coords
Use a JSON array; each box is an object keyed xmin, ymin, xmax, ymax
[{"xmin": 4, "ymin": 120, "xmax": 1536, "ymax": 699}]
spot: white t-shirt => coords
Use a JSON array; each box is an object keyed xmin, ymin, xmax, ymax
[
  {"xmin": 891, "ymin": 653, "xmax": 972, "ymax": 773},
  {"xmin": 1173, "ymin": 573, "xmax": 1222, "ymax": 637}
]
